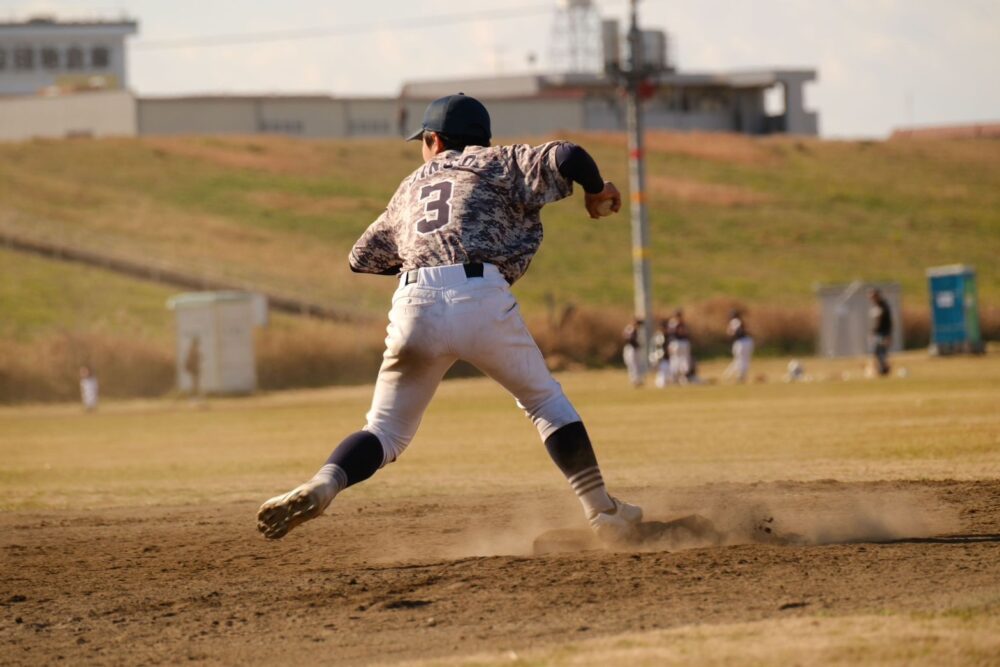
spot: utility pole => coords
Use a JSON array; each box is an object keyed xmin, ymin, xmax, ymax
[{"xmin": 608, "ymin": 0, "xmax": 655, "ymax": 375}]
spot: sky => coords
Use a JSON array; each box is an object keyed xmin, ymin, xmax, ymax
[{"xmin": 3, "ymin": 0, "xmax": 999, "ymax": 138}]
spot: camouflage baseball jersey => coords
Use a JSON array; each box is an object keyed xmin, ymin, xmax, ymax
[{"xmin": 349, "ymin": 141, "xmax": 574, "ymax": 285}]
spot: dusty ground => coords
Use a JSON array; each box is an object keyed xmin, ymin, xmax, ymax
[{"xmin": 3, "ymin": 479, "xmax": 999, "ymax": 665}]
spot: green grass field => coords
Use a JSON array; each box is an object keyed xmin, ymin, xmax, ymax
[
  {"xmin": 2, "ymin": 132, "xmax": 997, "ymax": 401},
  {"xmin": 2, "ymin": 350, "xmax": 996, "ymax": 511},
  {"xmin": 2, "ymin": 133, "xmax": 997, "ymax": 324}
]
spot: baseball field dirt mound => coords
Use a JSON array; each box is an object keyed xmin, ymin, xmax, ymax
[{"xmin": 2, "ymin": 480, "xmax": 999, "ymax": 666}]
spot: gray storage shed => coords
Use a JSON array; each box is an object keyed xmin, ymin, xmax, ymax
[
  {"xmin": 167, "ymin": 291, "xmax": 266, "ymax": 395},
  {"xmin": 816, "ymin": 281, "xmax": 902, "ymax": 357}
]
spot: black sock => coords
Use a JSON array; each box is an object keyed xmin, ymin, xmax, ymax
[
  {"xmin": 544, "ymin": 421, "xmax": 598, "ymax": 476},
  {"xmin": 545, "ymin": 422, "xmax": 614, "ymax": 516},
  {"xmin": 325, "ymin": 430, "xmax": 384, "ymax": 488}
]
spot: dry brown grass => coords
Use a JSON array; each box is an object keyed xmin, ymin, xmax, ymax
[
  {"xmin": 646, "ymin": 175, "xmax": 772, "ymax": 207},
  {"xmin": 255, "ymin": 317, "xmax": 385, "ymax": 390},
  {"xmin": 644, "ymin": 131, "xmax": 788, "ymax": 165},
  {"xmin": 143, "ymin": 136, "xmax": 332, "ymax": 175},
  {"xmin": 3, "ymin": 302, "xmax": 996, "ymax": 403},
  {"xmin": 534, "ymin": 299, "xmax": 999, "ymax": 369},
  {"xmin": 532, "ymin": 298, "xmax": 818, "ymax": 368},
  {"xmin": 573, "ymin": 130, "xmax": 784, "ymax": 165},
  {"xmin": 0, "ymin": 332, "xmax": 174, "ymax": 403},
  {"xmin": 244, "ymin": 190, "xmax": 380, "ymax": 217}
]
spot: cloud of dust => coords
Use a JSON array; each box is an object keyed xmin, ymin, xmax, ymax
[
  {"xmin": 368, "ymin": 484, "xmax": 958, "ymax": 564},
  {"xmin": 639, "ymin": 485, "xmax": 957, "ymax": 548},
  {"xmin": 439, "ymin": 495, "xmax": 586, "ymax": 558}
]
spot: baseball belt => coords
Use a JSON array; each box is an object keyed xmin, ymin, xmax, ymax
[{"xmin": 402, "ymin": 262, "xmax": 485, "ymax": 286}]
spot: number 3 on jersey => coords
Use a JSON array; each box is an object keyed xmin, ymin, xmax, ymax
[{"xmin": 416, "ymin": 181, "xmax": 453, "ymax": 234}]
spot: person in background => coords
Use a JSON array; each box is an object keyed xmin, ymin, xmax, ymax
[
  {"xmin": 185, "ymin": 336, "xmax": 202, "ymax": 399},
  {"xmin": 651, "ymin": 318, "xmax": 671, "ymax": 388},
  {"xmin": 79, "ymin": 365, "xmax": 99, "ymax": 412},
  {"xmin": 724, "ymin": 309, "xmax": 754, "ymax": 383},
  {"xmin": 666, "ymin": 309, "xmax": 692, "ymax": 384},
  {"xmin": 622, "ymin": 317, "xmax": 644, "ymax": 388},
  {"xmin": 868, "ymin": 288, "xmax": 893, "ymax": 377}
]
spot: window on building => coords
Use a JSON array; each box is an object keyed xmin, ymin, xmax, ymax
[
  {"xmin": 348, "ymin": 118, "xmax": 390, "ymax": 136},
  {"xmin": 41, "ymin": 47, "xmax": 59, "ymax": 69},
  {"xmin": 66, "ymin": 46, "xmax": 84, "ymax": 69},
  {"xmin": 14, "ymin": 46, "xmax": 34, "ymax": 70},
  {"xmin": 91, "ymin": 47, "xmax": 110, "ymax": 69},
  {"xmin": 0, "ymin": 49, "xmax": 7, "ymax": 71},
  {"xmin": 259, "ymin": 119, "xmax": 304, "ymax": 135}
]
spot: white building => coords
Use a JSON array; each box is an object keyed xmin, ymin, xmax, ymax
[
  {"xmin": 0, "ymin": 16, "xmax": 138, "ymax": 96},
  {"xmin": 0, "ymin": 15, "xmax": 819, "ymax": 141}
]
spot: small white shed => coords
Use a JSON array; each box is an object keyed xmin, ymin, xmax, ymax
[
  {"xmin": 166, "ymin": 291, "xmax": 266, "ymax": 395},
  {"xmin": 816, "ymin": 281, "xmax": 902, "ymax": 358}
]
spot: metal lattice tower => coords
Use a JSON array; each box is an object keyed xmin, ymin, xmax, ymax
[{"xmin": 548, "ymin": 0, "xmax": 603, "ymax": 73}]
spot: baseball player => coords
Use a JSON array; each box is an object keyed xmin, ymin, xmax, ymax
[
  {"xmin": 723, "ymin": 309, "xmax": 754, "ymax": 382},
  {"xmin": 868, "ymin": 288, "xmax": 893, "ymax": 376},
  {"xmin": 666, "ymin": 309, "xmax": 692, "ymax": 384},
  {"xmin": 651, "ymin": 318, "xmax": 670, "ymax": 388},
  {"xmin": 257, "ymin": 94, "xmax": 642, "ymax": 544},
  {"xmin": 621, "ymin": 317, "xmax": 644, "ymax": 388}
]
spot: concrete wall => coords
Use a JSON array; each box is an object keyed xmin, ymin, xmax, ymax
[
  {"xmin": 341, "ymin": 98, "xmax": 395, "ymax": 137},
  {"xmin": 777, "ymin": 72, "xmax": 819, "ymax": 135},
  {"xmin": 138, "ymin": 97, "xmax": 257, "ymax": 135},
  {"xmin": 139, "ymin": 95, "xmax": 588, "ymax": 141},
  {"xmin": 257, "ymin": 97, "xmax": 347, "ymax": 138},
  {"xmin": 0, "ymin": 84, "xmax": 808, "ymax": 142},
  {"xmin": 489, "ymin": 98, "xmax": 586, "ymax": 137},
  {"xmin": 0, "ymin": 89, "xmax": 135, "ymax": 140},
  {"xmin": 139, "ymin": 96, "xmax": 397, "ymax": 138}
]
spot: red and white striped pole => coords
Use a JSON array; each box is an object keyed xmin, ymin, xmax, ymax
[{"xmin": 625, "ymin": 0, "xmax": 654, "ymax": 372}]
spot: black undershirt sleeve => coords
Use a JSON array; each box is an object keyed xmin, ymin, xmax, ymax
[{"xmin": 555, "ymin": 143, "xmax": 605, "ymax": 194}]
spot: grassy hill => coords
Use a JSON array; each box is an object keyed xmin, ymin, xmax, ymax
[{"xmin": 1, "ymin": 132, "xmax": 997, "ymax": 401}]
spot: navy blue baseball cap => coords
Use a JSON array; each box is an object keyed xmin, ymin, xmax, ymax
[{"xmin": 406, "ymin": 93, "xmax": 491, "ymax": 142}]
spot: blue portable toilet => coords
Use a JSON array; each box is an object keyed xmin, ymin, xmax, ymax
[{"xmin": 926, "ymin": 265, "xmax": 983, "ymax": 355}]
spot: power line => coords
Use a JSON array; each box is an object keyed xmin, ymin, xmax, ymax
[{"xmin": 133, "ymin": 4, "xmax": 557, "ymax": 51}]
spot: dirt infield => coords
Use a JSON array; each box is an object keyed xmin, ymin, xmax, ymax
[{"xmin": 3, "ymin": 479, "xmax": 999, "ymax": 665}]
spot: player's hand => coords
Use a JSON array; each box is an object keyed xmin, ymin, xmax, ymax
[{"xmin": 585, "ymin": 181, "xmax": 622, "ymax": 219}]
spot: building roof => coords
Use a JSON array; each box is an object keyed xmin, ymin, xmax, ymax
[
  {"xmin": 0, "ymin": 16, "xmax": 138, "ymax": 31},
  {"xmin": 401, "ymin": 69, "xmax": 817, "ymax": 99},
  {"xmin": 139, "ymin": 93, "xmax": 401, "ymax": 104}
]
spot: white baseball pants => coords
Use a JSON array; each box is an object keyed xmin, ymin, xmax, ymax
[
  {"xmin": 622, "ymin": 345, "xmax": 643, "ymax": 387},
  {"xmin": 363, "ymin": 263, "xmax": 580, "ymax": 465},
  {"xmin": 667, "ymin": 339, "xmax": 691, "ymax": 383},
  {"xmin": 725, "ymin": 336, "xmax": 754, "ymax": 381}
]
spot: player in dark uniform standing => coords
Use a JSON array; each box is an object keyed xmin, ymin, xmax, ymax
[
  {"xmin": 622, "ymin": 317, "xmax": 644, "ymax": 387},
  {"xmin": 257, "ymin": 94, "xmax": 642, "ymax": 543},
  {"xmin": 869, "ymin": 288, "xmax": 893, "ymax": 376}
]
